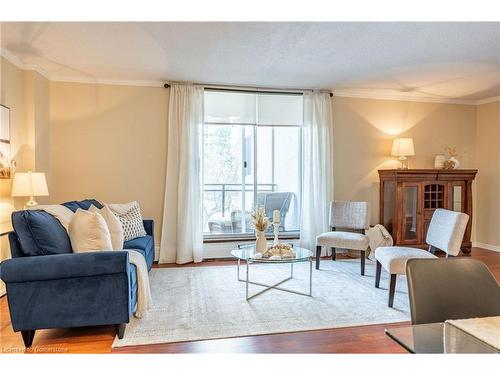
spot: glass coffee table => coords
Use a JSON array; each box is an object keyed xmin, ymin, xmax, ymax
[{"xmin": 231, "ymin": 244, "xmax": 313, "ymax": 301}]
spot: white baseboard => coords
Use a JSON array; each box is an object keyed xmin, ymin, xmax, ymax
[{"xmin": 473, "ymin": 242, "xmax": 500, "ymax": 253}]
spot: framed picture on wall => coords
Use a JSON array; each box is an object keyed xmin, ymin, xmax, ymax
[{"xmin": 0, "ymin": 104, "xmax": 12, "ymax": 179}]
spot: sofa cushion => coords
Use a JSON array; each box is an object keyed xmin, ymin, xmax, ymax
[
  {"xmin": 124, "ymin": 235, "xmax": 153, "ymax": 256},
  {"xmin": 11, "ymin": 210, "xmax": 72, "ymax": 256},
  {"xmin": 62, "ymin": 199, "xmax": 103, "ymax": 212},
  {"xmin": 124, "ymin": 235, "xmax": 154, "ymax": 270}
]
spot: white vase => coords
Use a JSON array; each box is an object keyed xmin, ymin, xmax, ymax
[
  {"xmin": 449, "ymin": 156, "xmax": 460, "ymax": 169},
  {"xmin": 255, "ymin": 230, "xmax": 267, "ymax": 254},
  {"xmin": 434, "ymin": 154, "xmax": 445, "ymax": 169}
]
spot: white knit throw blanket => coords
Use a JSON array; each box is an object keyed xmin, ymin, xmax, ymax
[
  {"xmin": 31, "ymin": 204, "xmax": 152, "ymax": 318},
  {"xmin": 126, "ymin": 249, "xmax": 152, "ymax": 318}
]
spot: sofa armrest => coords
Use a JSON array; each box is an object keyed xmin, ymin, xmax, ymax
[
  {"xmin": 143, "ymin": 219, "xmax": 154, "ymax": 236},
  {"xmin": 0, "ymin": 251, "xmax": 130, "ymax": 283}
]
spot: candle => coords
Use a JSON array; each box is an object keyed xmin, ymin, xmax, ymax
[{"xmin": 273, "ymin": 210, "xmax": 280, "ymax": 224}]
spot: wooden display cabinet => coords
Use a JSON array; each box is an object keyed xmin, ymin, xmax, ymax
[{"xmin": 378, "ymin": 169, "xmax": 477, "ymax": 254}]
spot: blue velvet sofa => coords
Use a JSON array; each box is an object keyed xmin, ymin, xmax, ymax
[{"xmin": 0, "ymin": 199, "xmax": 154, "ymax": 347}]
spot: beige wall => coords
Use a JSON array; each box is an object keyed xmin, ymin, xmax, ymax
[
  {"xmin": 0, "ymin": 57, "xmax": 50, "ymax": 294},
  {"xmin": 0, "ymin": 57, "xmax": 23, "ymax": 295},
  {"xmin": 332, "ymin": 96, "xmax": 477, "ymax": 224},
  {"xmin": 49, "ymin": 82, "xmax": 168, "ymax": 239},
  {"xmin": 2, "ymin": 59, "xmax": 498, "ymax": 264},
  {"xmin": 475, "ymin": 100, "xmax": 500, "ymax": 248},
  {"xmin": 25, "ymin": 70, "xmax": 51, "ymax": 200}
]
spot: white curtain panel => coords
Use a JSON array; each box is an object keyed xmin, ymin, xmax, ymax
[
  {"xmin": 159, "ymin": 84, "xmax": 204, "ymax": 264},
  {"xmin": 300, "ymin": 92, "xmax": 333, "ymax": 252}
]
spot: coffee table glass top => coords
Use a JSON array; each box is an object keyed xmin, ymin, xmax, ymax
[{"xmin": 231, "ymin": 245, "xmax": 312, "ymax": 263}]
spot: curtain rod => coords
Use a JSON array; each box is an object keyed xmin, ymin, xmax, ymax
[{"xmin": 163, "ymin": 82, "xmax": 333, "ymax": 97}]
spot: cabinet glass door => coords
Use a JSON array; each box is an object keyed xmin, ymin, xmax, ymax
[
  {"xmin": 383, "ymin": 181, "xmax": 395, "ymax": 234},
  {"xmin": 402, "ymin": 184, "xmax": 419, "ymax": 242},
  {"xmin": 450, "ymin": 183, "xmax": 465, "ymax": 212}
]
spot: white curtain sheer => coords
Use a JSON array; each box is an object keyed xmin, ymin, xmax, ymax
[
  {"xmin": 300, "ymin": 92, "xmax": 333, "ymax": 252},
  {"xmin": 159, "ymin": 84, "xmax": 204, "ymax": 264}
]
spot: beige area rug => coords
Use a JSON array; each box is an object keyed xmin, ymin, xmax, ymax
[{"xmin": 112, "ymin": 259, "xmax": 410, "ymax": 347}]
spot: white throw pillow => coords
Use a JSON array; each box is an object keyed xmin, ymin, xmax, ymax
[
  {"xmin": 107, "ymin": 201, "xmax": 147, "ymax": 241},
  {"xmin": 68, "ymin": 209, "xmax": 113, "ymax": 252},
  {"xmin": 89, "ymin": 205, "xmax": 124, "ymax": 250},
  {"xmin": 106, "ymin": 201, "xmax": 137, "ymax": 215}
]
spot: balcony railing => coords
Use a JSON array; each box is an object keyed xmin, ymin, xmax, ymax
[{"xmin": 203, "ymin": 183, "xmax": 277, "ymax": 218}]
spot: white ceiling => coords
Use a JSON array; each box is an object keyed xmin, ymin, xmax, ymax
[{"xmin": 1, "ymin": 22, "xmax": 500, "ymax": 102}]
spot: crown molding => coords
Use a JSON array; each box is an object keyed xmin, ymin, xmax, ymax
[
  {"xmin": 475, "ymin": 95, "xmax": 500, "ymax": 105},
  {"xmin": 331, "ymin": 89, "xmax": 477, "ymax": 105},
  {"xmin": 0, "ymin": 49, "xmax": 51, "ymax": 80},
  {"xmin": 49, "ymin": 75, "xmax": 165, "ymax": 88},
  {"xmin": 2, "ymin": 49, "xmax": 499, "ymax": 103}
]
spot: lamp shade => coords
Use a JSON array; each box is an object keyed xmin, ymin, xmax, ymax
[
  {"xmin": 391, "ymin": 138, "xmax": 415, "ymax": 156},
  {"xmin": 11, "ymin": 171, "xmax": 49, "ymax": 197}
]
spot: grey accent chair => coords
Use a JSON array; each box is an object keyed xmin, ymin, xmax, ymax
[
  {"xmin": 406, "ymin": 258, "xmax": 500, "ymax": 324},
  {"xmin": 375, "ymin": 208, "xmax": 469, "ymax": 308},
  {"xmin": 316, "ymin": 201, "xmax": 369, "ymax": 274}
]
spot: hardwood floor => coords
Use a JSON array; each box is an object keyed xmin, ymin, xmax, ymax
[{"xmin": 1, "ymin": 248, "xmax": 499, "ymax": 354}]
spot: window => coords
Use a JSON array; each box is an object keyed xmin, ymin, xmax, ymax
[{"xmin": 202, "ymin": 90, "xmax": 303, "ymax": 239}]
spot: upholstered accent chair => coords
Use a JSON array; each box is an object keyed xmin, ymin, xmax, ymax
[
  {"xmin": 375, "ymin": 208, "xmax": 469, "ymax": 308},
  {"xmin": 315, "ymin": 201, "xmax": 369, "ymax": 274}
]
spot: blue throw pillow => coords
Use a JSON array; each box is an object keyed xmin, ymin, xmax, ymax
[
  {"xmin": 11, "ymin": 210, "xmax": 73, "ymax": 256},
  {"xmin": 62, "ymin": 199, "xmax": 103, "ymax": 212}
]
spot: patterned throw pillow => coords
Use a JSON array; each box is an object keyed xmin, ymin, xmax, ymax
[{"xmin": 111, "ymin": 202, "xmax": 147, "ymax": 241}]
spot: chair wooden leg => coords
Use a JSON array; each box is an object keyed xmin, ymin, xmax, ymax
[
  {"xmin": 360, "ymin": 250, "xmax": 366, "ymax": 275},
  {"xmin": 331, "ymin": 248, "xmax": 336, "ymax": 261},
  {"xmin": 21, "ymin": 330, "xmax": 36, "ymax": 348},
  {"xmin": 375, "ymin": 260, "xmax": 382, "ymax": 288},
  {"xmin": 116, "ymin": 323, "xmax": 127, "ymax": 339},
  {"xmin": 388, "ymin": 274, "xmax": 397, "ymax": 308},
  {"xmin": 315, "ymin": 246, "xmax": 321, "ymax": 270}
]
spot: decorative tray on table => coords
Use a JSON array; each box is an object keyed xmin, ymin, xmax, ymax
[{"xmin": 251, "ymin": 243, "xmax": 296, "ymax": 260}]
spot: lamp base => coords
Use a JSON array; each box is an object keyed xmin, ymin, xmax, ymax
[
  {"xmin": 25, "ymin": 197, "xmax": 39, "ymax": 207},
  {"xmin": 398, "ymin": 156, "xmax": 409, "ymax": 169}
]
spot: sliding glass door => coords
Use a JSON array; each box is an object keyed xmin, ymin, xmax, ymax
[{"xmin": 202, "ymin": 90, "xmax": 303, "ymax": 239}]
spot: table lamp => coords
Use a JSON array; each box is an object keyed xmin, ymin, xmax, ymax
[
  {"xmin": 391, "ymin": 138, "xmax": 415, "ymax": 169},
  {"xmin": 11, "ymin": 170, "xmax": 49, "ymax": 207}
]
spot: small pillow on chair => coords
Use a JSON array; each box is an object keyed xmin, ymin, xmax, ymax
[
  {"xmin": 89, "ymin": 205, "xmax": 124, "ymax": 250},
  {"xmin": 68, "ymin": 209, "xmax": 113, "ymax": 252}
]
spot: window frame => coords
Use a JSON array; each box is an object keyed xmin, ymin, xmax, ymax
[{"xmin": 202, "ymin": 89, "xmax": 303, "ymax": 241}]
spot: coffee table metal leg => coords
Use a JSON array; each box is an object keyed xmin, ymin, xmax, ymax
[
  {"xmin": 239, "ymin": 258, "xmax": 313, "ymax": 300},
  {"xmin": 246, "ymin": 260, "xmax": 249, "ymax": 300},
  {"xmin": 309, "ymin": 257, "xmax": 313, "ymax": 296}
]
